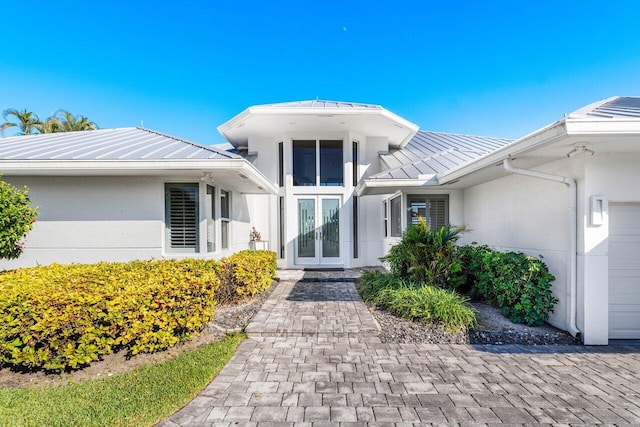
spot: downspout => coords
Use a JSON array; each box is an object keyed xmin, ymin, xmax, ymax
[{"xmin": 503, "ymin": 158, "xmax": 581, "ymax": 338}]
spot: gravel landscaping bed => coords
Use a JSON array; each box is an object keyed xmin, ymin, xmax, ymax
[
  {"xmin": 208, "ymin": 280, "xmax": 277, "ymax": 333},
  {"xmin": 215, "ymin": 279, "xmax": 578, "ymax": 346},
  {"xmin": 371, "ymin": 301, "xmax": 580, "ymax": 345}
]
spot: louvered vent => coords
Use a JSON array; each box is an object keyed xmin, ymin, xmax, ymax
[
  {"xmin": 166, "ymin": 184, "xmax": 199, "ymax": 251},
  {"xmin": 429, "ymin": 199, "xmax": 447, "ymax": 230}
]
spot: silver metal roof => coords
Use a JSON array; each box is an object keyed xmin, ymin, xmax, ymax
[
  {"xmin": 375, "ymin": 130, "xmax": 512, "ymax": 179},
  {"xmin": 258, "ymin": 100, "xmax": 382, "ymax": 110},
  {"xmin": 0, "ymin": 127, "xmax": 240, "ymax": 160},
  {"xmin": 583, "ymin": 96, "xmax": 640, "ymax": 118}
]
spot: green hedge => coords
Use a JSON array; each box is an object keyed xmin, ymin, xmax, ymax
[
  {"xmin": 459, "ymin": 245, "xmax": 557, "ymax": 326},
  {"xmin": 0, "ymin": 259, "xmax": 221, "ymax": 370},
  {"xmin": 216, "ymin": 250, "xmax": 277, "ymax": 305}
]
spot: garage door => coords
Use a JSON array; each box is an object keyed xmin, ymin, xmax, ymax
[{"xmin": 609, "ymin": 202, "xmax": 640, "ymax": 339}]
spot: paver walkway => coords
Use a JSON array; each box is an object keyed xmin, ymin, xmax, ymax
[{"xmin": 161, "ymin": 272, "xmax": 640, "ymax": 426}]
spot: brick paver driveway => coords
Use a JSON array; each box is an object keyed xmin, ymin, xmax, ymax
[{"xmin": 161, "ymin": 274, "xmax": 640, "ymax": 426}]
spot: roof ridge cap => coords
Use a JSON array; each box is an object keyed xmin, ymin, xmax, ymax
[{"xmin": 135, "ymin": 127, "xmax": 239, "ymax": 158}]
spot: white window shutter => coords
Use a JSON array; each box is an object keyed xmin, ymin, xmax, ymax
[
  {"xmin": 429, "ymin": 199, "xmax": 447, "ymax": 230},
  {"xmin": 166, "ymin": 184, "xmax": 199, "ymax": 251}
]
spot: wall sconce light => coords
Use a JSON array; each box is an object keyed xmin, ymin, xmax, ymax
[
  {"xmin": 590, "ymin": 195, "xmax": 605, "ymax": 226},
  {"xmin": 566, "ymin": 144, "xmax": 595, "ymax": 158}
]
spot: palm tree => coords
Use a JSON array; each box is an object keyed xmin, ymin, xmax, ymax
[
  {"xmin": 54, "ymin": 110, "xmax": 98, "ymax": 132},
  {"xmin": 36, "ymin": 116, "xmax": 63, "ymax": 134},
  {"xmin": 1, "ymin": 108, "xmax": 42, "ymax": 136}
]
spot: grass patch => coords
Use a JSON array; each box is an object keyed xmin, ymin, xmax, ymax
[
  {"xmin": 0, "ymin": 333, "xmax": 244, "ymax": 427},
  {"xmin": 359, "ymin": 270, "xmax": 476, "ymax": 333}
]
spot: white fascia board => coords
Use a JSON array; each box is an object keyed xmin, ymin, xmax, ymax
[
  {"xmin": 0, "ymin": 158, "xmax": 279, "ymax": 194},
  {"xmin": 0, "ymin": 159, "xmax": 247, "ymax": 172},
  {"xmin": 237, "ymin": 161, "xmax": 279, "ymax": 194},
  {"xmin": 437, "ymin": 119, "xmax": 568, "ymax": 185},
  {"xmin": 356, "ymin": 177, "xmax": 433, "ymax": 196},
  {"xmin": 217, "ymin": 105, "xmax": 420, "ymax": 146},
  {"xmin": 217, "ymin": 109, "xmax": 252, "ymax": 137},
  {"xmin": 565, "ymin": 118, "xmax": 640, "ymax": 135}
]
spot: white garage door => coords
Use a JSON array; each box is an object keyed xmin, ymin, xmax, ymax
[{"xmin": 609, "ymin": 202, "xmax": 640, "ymax": 339}]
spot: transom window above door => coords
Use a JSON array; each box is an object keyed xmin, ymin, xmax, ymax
[{"xmin": 293, "ymin": 139, "xmax": 343, "ymax": 186}]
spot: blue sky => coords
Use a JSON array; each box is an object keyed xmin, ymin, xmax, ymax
[{"xmin": 2, "ymin": 1, "xmax": 640, "ymax": 144}]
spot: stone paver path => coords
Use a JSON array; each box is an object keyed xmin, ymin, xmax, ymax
[
  {"xmin": 245, "ymin": 280, "xmax": 380, "ymax": 338},
  {"xmin": 161, "ymin": 274, "xmax": 640, "ymax": 426}
]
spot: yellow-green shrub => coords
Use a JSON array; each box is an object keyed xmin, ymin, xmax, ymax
[
  {"xmin": 217, "ymin": 250, "xmax": 276, "ymax": 304},
  {"xmin": 0, "ymin": 259, "xmax": 220, "ymax": 371}
]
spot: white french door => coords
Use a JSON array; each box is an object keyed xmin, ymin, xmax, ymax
[{"xmin": 295, "ymin": 196, "xmax": 341, "ymax": 265}]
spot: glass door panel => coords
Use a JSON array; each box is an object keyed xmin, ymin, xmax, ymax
[
  {"xmin": 295, "ymin": 196, "xmax": 342, "ymax": 266},
  {"xmin": 297, "ymin": 199, "xmax": 316, "ymax": 259},
  {"xmin": 321, "ymin": 198, "xmax": 340, "ymax": 259}
]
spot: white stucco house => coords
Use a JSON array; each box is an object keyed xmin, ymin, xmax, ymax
[{"xmin": 1, "ymin": 96, "xmax": 639, "ymax": 344}]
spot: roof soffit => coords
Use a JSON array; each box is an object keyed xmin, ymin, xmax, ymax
[{"xmin": 217, "ymin": 103, "xmax": 419, "ymax": 148}]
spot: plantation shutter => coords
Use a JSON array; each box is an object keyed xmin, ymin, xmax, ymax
[
  {"xmin": 165, "ymin": 184, "xmax": 199, "ymax": 252},
  {"xmin": 429, "ymin": 198, "xmax": 447, "ymax": 231}
]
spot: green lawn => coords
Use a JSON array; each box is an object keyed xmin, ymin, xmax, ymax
[{"xmin": 0, "ymin": 333, "xmax": 244, "ymax": 427}]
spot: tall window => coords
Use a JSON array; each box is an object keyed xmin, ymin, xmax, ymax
[
  {"xmin": 165, "ymin": 183, "xmax": 199, "ymax": 253},
  {"xmin": 206, "ymin": 185, "xmax": 215, "ymax": 252},
  {"xmin": 293, "ymin": 139, "xmax": 343, "ymax": 186},
  {"xmin": 353, "ymin": 196, "xmax": 359, "ymax": 258},
  {"xmin": 220, "ymin": 190, "xmax": 230, "ymax": 249},
  {"xmin": 383, "ymin": 200, "xmax": 388, "ymax": 237},
  {"xmin": 352, "ymin": 141, "xmax": 359, "ymax": 186},
  {"xmin": 278, "ymin": 196, "xmax": 285, "ymax": 258},
  {"xmin": 390, "ymin": 196, "xmax": 402, "ymax": 237},
  {"xmin": 320, "ymin": 140, "xmax": 343, "ymax": 186},
  {"xmin": 293, "ymin": 140, "xmax": 316, "ymax": 186},
  {"xmin": 278, "ymin": 142, "xmax": 284, "ymax": 187}
]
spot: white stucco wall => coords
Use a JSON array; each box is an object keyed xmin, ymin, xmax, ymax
[
  {"xmin": 0, "ymin": 175, "xmax": 254, "ymax": 270},
  {"xmin": 580, "ymin": 153, "xmax": 640, "ymax": 344},
  {"xmin": 462, "ymin": 158, "xmax": 582, "ymax": 331}
]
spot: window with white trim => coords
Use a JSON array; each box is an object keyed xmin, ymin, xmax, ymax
[
  {"xmin": 390, "ymin": 196, "xmax": 402, "ymax": 237},
  {"xmin": 220, "ymin": 189, "xmax": 230, "ymax": 249},
  {"xmin": 165, "ymin": 183, "xmax": 199, "ymax": 253},
  {"xmin": 383, "ymin": 200, "xmax": 388, "ymax": 237},
  {"xmin": 292, "ymin": 139, "xmax": 343, "ymax": 186},
  {"xmin": 206, "ymin": 185, "xmax": 215, "ymax": 252},
  {"xmin": 407, "ymin": 195, "xmax": 449, "ymax": 231}
]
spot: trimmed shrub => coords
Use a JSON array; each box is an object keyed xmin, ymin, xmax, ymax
[
  {"xmin": 461, "ymin": 245, "xmax": 557, "ymax": 326},
  {"xmin": 358, "ymin": 270, "xmax": 476, "ymax": 333},
  {"xmin": 0, "ymin": 259, "xmax": 220, "ymax": 370},
  {"xmin": 216, "ymin": 250, "xmax": 277, "ymax": 305},
  {"xmin": 0, "ymin": 176, "xmax": 38, "ymax": 260},
  {"xmin": 456, "ymin": 244, "xmax": 494, "ymax": 294},
  {"xmin": 358, "ymin": 270, "xmax": 403, "ymax": 302},
  {"xmin": 382, "ymin": 219, "xmax": 466, "ymax": 290}
]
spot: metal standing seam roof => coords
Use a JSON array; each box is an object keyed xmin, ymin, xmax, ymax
[
  {"xmin": 581, "ymin": 96, "xmax": 640, "ymax": 119},
  {"xmin": 0, "ymin": 127, "xmax": 240, "ymax": 161},
  {"xmin": 372, "ymin": 130, "xmax": 512, "ymax": 179},
  {"xmin": 258, "ymin": 100, "xmax": 382, "ymax": 110}
]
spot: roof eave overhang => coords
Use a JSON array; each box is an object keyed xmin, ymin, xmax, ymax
[
  {"xmin": 217, "ymin": 106, "xmax": 419, "ymax": 147},
  {"xmin": 0, "ymin": 159, "xmax": 278, "ymax": 195},
  {"xmin": 437, "ymin": 118, "xmax": 568, "ymax": 185},
  {"xmin": 564, "ymin": 117, "xmax": 640, "ymax": 135},
  {"xmin": 356, "ymin": 176, "xmax": 437, "ymax": 196}
]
